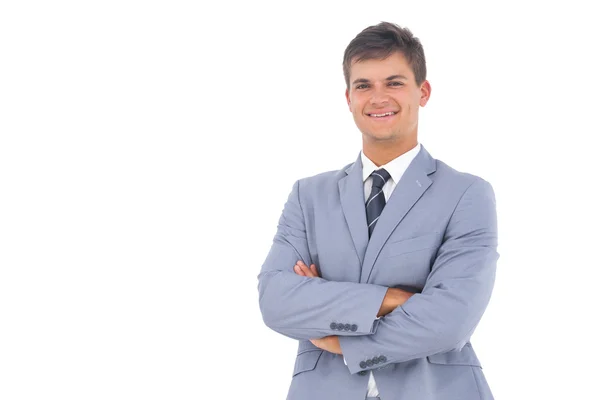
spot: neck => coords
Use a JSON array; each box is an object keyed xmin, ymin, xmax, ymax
[{"xmin": 362, "ymin": 137, "xmax": 418, "ymax": 167}]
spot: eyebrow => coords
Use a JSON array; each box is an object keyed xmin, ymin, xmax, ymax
[{"xmin": 352, "ymin": 75, "xmax": 408, "ymax": 85}]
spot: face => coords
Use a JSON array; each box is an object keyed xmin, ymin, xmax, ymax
[{"xmin": 345, "ymin": 52, "xmax": 431, "ymax": 146}]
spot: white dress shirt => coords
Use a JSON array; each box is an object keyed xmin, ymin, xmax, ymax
[{"xmin": 343, "ymin": 142, "xmax": 422, "ymax": 398}]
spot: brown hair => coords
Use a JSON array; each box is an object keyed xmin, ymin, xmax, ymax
[{"xmin": 343, "ymin": 22, "xmax": 427, "ymax": 88}]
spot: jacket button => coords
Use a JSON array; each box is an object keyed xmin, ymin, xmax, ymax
[
  {"xmin": 351, "ymin": 324, "xmax": 358, "ymax": 331},
  {"xmin": 359, "ymin": 361, "xmax": 367, "ymax": 369}
]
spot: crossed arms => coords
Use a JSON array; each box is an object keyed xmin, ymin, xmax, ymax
[
  {"xmin": 257, "ymin": 178, "xmax": 499, "ymax": 374},
  {"xmin": 293, "ymin": 260, "xmax": 413, "ymax": 355}
]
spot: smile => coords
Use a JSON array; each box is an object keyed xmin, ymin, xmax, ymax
[{"xmin": 367, "ymin": 111, "xmax": 397, "ymax": 118}]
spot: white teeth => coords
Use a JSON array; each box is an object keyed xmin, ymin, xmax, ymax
[{"xmin": 370, "ymin": 111, "xmax": 396, "ymax": 117}]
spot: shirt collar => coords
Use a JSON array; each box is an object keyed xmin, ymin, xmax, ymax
[{"xmin": 361, "ymin": 143, "xmax": 422, "ymax": 184}]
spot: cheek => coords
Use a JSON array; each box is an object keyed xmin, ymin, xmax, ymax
[
  {"xmin": 404, "ymin": 105, "xmax": 417, "ymax": 122},
  {"xmin": 348, "ymin": 95, "xmax": 365, "ymax": 114},
  {"xmin": 403, "ymin": 101, "xmax": 418, "ymax": 116},
  {"xmin": 350, "ymin": 103, "xmax": 362, "ymax": 117}
]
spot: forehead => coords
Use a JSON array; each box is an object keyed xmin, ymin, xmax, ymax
[{"xmin": 349, "ymin": 52, "xmax": 414, "ymax": 81}]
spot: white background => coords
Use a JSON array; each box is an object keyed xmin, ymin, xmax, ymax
[{"xmin": 1, "ymin": 1, "xmax": 599, "ymax": 399}]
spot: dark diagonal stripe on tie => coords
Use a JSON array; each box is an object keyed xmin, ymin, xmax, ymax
[{"xmin": 366, "ymin": 168, "xmax": 391, "ymax": 239}]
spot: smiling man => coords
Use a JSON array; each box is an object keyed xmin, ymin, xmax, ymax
[
  {"xmin": 346, "ymin": 51, "xmax": 430, "ymax": 166},
  {"xmin": 258, "ymin": 22, "xmax": 499, "ymax": 400}
]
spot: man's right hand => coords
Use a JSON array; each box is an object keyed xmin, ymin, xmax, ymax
[{"xmin": 294, "ymin": 260, "xmax": 320, "ymax": 278}]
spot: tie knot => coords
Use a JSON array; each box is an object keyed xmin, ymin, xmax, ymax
[{"xmin": 369, "ymin": 168, "xmax": 391, "ymax": 190}]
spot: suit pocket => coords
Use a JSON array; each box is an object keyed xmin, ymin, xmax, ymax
[
  {"xmin": 427, "ymin": 343, "xmax": 481, "ymax": 367},
  {"xmin": 292, "ymin": 350, "xmax": 323, "ymax": 377},
  {"xmin": 387, "ymin": 233, "xmax": 440, "ymax": 257}
]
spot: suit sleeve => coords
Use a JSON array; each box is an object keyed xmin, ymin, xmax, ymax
[
  {"xmin": 338, "ymin": 178, "xmax": 499, "ymax": 374},
  {"xmin": 257, "ymin": 179, "xmax": 389, "ymax": 341}
]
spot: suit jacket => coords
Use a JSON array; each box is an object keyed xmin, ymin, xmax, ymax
[{"xmin": 257, "ymin": 144, "xmax": 499, "ymax": 400}]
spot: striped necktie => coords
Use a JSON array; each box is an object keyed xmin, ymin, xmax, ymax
[{"xmin": 366, "ymin": 168, "xmax": 391, "ymax": 239}]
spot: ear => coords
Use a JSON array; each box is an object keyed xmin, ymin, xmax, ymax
[
  {"xmin": 419, "ymin": 80, "xmax": 431, "ymax": 107},
  {"xmin": 345, "ymin": 88, "xmax": 351, "ymax": 111}
]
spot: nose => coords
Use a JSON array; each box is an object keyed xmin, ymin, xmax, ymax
[{"xmin": 369, "ymin": 85, "xmax": 390, "ymax": 106}]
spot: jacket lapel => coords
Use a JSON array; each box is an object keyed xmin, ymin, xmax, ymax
[
  {"xmin": 338, "ymin": 152, "xmax": 369, "ymax": 266},
  {"xmin": 360, "ymin": 145, "xmax": 437, "ymax": 283}
]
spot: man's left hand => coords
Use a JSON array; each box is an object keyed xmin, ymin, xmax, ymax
[{"xmin": 310, "ymin": 335, "xmax": 343, "ymax": 355}]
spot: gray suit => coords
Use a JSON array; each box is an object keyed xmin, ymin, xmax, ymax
[{"xmin": 257, "ymin": 144, "xmax": 498, "ymax": 400}]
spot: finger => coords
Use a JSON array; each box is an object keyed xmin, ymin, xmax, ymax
[
  {"xmin": 298, "ymin": 261, "xmax": 315, "ymax": 274},
  {"xmin": 298, "ymin": 264, "xmax": 313, "ymax": 277},
  {"xmin": 297, "ymin": 264, "xmax": 314, "ymax": 277},
  {"xmin": 294, "ymin": 265, "xmax": 306, "ymax": 276},
  {"xmin": 303, "ymin": 264, "xmax": 318, "ymax": 278},
  {"xmin": 295, "ymin": 261, "xmax": 306, "ymax": 272}
]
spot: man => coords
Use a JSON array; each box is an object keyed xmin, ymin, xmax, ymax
[{"xmin": 257, "ymin": 21, "xmax": 498, "ymax": 400}]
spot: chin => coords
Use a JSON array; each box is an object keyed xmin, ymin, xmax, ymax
[{"xmin": 366, "ymin": 131, "xmax": 397, "ymax": 141}]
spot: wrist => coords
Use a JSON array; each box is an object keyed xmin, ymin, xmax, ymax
[
  {"xmin": 377, "ymin": 288, "xmax": 409, "ymax": 317},
  {"xmin": 377, "ymin": 288, "xmax": 397, "ymax": 317}
]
